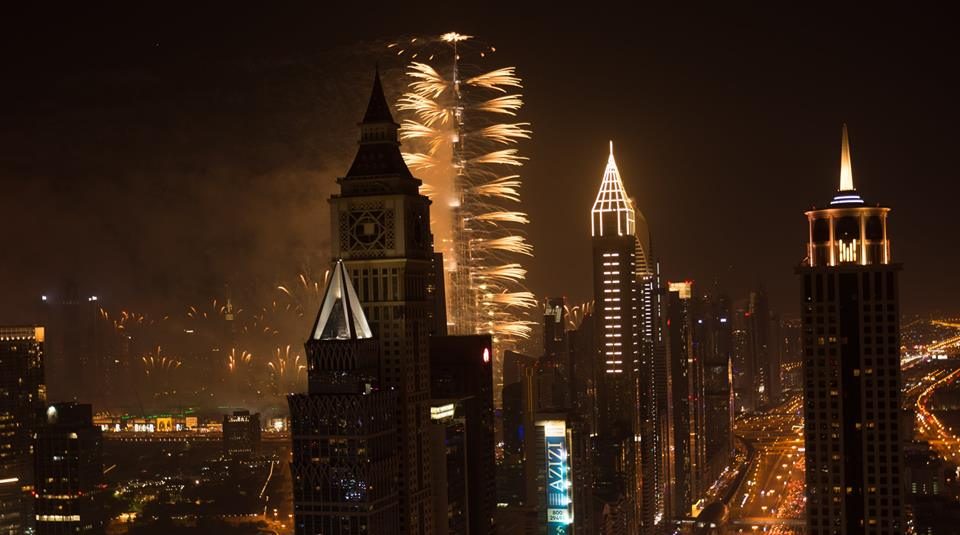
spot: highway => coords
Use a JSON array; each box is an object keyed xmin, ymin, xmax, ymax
[{"xmin": 728, "ymin": 393, "xmax": 806, "ymax": 534}]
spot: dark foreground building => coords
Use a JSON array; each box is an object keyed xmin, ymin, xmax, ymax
[
  {"xmin": 34, "ymin": 402, "xmax": 105, "ymax": 534},
  {"xmin": 799, "ymin": 125, "xmax": 904, "ymax": 534},
  {"xmin": 288, "ymin": 260, "xmax": 399, "ymax": 535},
  {"xmin": 429, "ymin": 335, "xmax": 495, "ymax": 535}
]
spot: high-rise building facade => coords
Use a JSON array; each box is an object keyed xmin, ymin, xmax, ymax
[
  {"xmin": 665, "ymin": 282, "xmax": 706, "ymax": 520},
  {"xmin": 222, "ymin": 410, "xmax": 261, "ymax": 459},
  {"xmin": 429, "ymin": 335, "xmax": 496, "ymax": 535},
  {"xmin": 329, "ymin": 70, "xmax": 438, "ymax": 535},
  {"xmin": 697, "ymin": 293, "xmax": 735, "ymax": 483},
  {"xmin": 0, "ymin": 326, "xmax": 46, "ymax": 535},
  {"xmin": 288, "ymin": 260, "xmax": 399, "ymax": 535},
  {"xmin": 799, "ymin": 125, "xmax": 904, "ymax": 534},
  {"xmin": 33, "ymin": 402, "xmax": 105, "ymax": 535},
  {"xmin": 590, "ymin": 143, "xmax": 641, "ymax": 533}
]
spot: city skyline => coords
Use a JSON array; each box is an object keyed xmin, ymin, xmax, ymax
[
  {"xmin": 2, "ymin": 8, "xmax": 959, "ymax": 535},
  {"xmin": 2, "ymin": 7, "xmax": 958, "ymax": 325}
]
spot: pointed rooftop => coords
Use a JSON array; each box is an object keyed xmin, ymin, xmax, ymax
[
  {"xmin": 311, "ymin": 260, "xmax": 373, "ymax": 340},
  {"xmin": 361, "ymin": 67, "xmax": 395, "ymax": 124},
  {"xmin": 344, "ymin": 68, "xmax": 414, "ymax": 180},
  {"xmin": 591, "ymin": 141, "xmax": 636, "ymax": 237},
  {"xmin": 830, "ymin": 124, "xmax": 865, "ymax": 206}
]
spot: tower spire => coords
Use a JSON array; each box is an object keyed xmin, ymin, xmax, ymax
[
  {"xmin": 311, "ymin": 259, "xmax": 372, "ymax": 340},
  {"xmin": 840, "ymin": 123, "xmax": 854, "ymax": 192},
  {"xmin": 592, "ymin": 140, "xmax": 636, "ymax": 237}
]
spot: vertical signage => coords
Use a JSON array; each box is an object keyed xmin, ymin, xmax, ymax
[{"xmin": 541, "ymin": 420, "xmax": 573, "ymax": 534}]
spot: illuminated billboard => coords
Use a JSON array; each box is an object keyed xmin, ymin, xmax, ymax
[{"xmin": 539, "ymin": 419, "xmax": 573, "ymax": 534}]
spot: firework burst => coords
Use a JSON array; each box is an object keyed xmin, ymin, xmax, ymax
[{"xmin": 392, "ymin": 33, "xmax": 536, "ymax": 356}]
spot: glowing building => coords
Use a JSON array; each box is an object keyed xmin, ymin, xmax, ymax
[
  {"xmin": 0, "ymin": 326, "xmax": 45, "ymax": 535},
  {"xmin": 288, "ymin": 260, "xmax": 399, "ymax": 535},
  {"xmin": 328, "ymin": 70, "xmax": 440, "ymax": 535},
  {"xmin": 590, "ymin": 142, "xmax": 666, "ymax": 534},
  {"xmin": 665, "ymin": 282, "xmax": 706, "ymax": 520},
  {"xmin": 395, "ymin": 33, "xmax": 536, "ymax": 407},
  {"xmin": 799, "ymin": 125, "xmax": 903, "ymax": 534}
]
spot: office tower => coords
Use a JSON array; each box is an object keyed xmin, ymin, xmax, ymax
[
  {"xmin": 428, "ymin": 399, "xmax": 469, "ymax": 535},
  {"xmin": 665, "ymin": 282, "xmax": 706, "ymax": 520},
  {"xmin": 222, "ymin": 410, "xmax": 261, "ymax": 459},
  {"xmin": 0, "ymin": 326, "xmax": 46, "ymax": 535},
  {"xmin": 698, "ymin": 293, "xmax": 735, "ymax": 483},
  {"xmin": 799, "ymin": 125, "xmax": 904, "ymax": 534},
  {"xmin": 429, "ymin": 335, "xmax": 495, "ymax": 535},
  {"xmin": 33, "ymin": 402, "xmax": 105, "ymax": 535},
  {"xmin": 288, "ymin": 260, "xmax": 399, "ymax": 535},
  {"xmin": 328, "ymin": 70, "xmax": 438, "ymax": 534},
  {"xmin": 590, "ymin": 142, "xmax": 641, "ymax": 533}
]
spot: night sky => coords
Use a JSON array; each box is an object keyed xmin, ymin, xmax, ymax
[{"xmin": 2, "ymin": 6, "xmax": 957, "ymax": 323}]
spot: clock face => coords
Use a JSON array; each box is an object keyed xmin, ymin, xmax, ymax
[
  {"xmin": 353, "ymin": 216, "xmax": 382, "ymax": 244},
  {"xmin": 341, "ymin": 204, "xmax": 394, "ymax": 255}
]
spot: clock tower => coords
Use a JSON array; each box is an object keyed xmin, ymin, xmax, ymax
[{"xmin": 328, "ymin": 69, "xmax": 437, "ymax": 535}]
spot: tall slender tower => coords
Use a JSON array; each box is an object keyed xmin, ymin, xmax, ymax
[
  {"xmin": 328, "ymin": 70, "xmax": 437, "ymax": 535},
  {"xmin": 288, "ymin": 261, "xmax": 399, "ymax": 534},
  {"xmin": 799, "ymin": 125, "xmax": 903, "ymax": 534},
  {"xmin": 590, "ymin": 142, "xmax": 653, "ymax": 534}
]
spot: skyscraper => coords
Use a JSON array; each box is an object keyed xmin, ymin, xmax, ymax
[
  {"xmin": 799, "ymin": 125, "xmax": 904, "ymax": 534},
  {"xmin": 0, "ymin": 326, "xmax": 46, "ymax": 535},
  {"xmin": 697, "ymin": 292, "xmax": 735, "ymax": 483},
  {"xmin": 288, "ymin": 260, "xmax": 399, "ymax": 535},
  {"xmin": 33, "ymin": 402, "xmax": 105, "ymax": 535},
  {"xmin": 591, "ymin": 142, "xmax": 639, "ymax": 532},
  {"xmin": 665, "ymin": 282, "xmax": 706, "ymax": 520},
  {"xmin": 428, "ymin": 335, "xmax": 495, "ymax": 535},
  {"xmin": 329, "ymin": 70, "xmax": 438, "ymax": 535}
]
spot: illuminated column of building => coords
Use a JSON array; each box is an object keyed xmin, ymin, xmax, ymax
[
  {"xmin": 798, "ymin": 125, "xmax": 904, "ymax": 534},
  {"xmin": 590, "ymin": 142, "xmax": 663, "ymax": 534}
]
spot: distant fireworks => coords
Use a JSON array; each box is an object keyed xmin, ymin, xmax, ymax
[
  {"xmin": 267, "ymin": 345, "xmax": 306, "ymax": 394},
  {"xmin": 226, "ymin": 347, "xmax": 253, "ymax": 373},
  {"xmin": 141, "ymin": 346, "xmax": 181, "ymax": 376}
]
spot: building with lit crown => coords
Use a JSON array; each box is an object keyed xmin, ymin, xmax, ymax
[
  {"xmin": 799, "ymin": 125, "xmax": 904, "ymax": 534},
  {"xmin": 590, "ymin": 142, "xmax": 665, "ymax": 534},
  {"xmin": 288, "ymin": 260, "xmax": 399, "ymax": 535}
]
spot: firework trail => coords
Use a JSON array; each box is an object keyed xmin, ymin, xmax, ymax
[
  {"xmin": 226, "ymin": 347, "xmax": 254, "ymax": 373},
  {"xmin": 391, "ymin": 33, "xmax": 535, "ymax": 402},
  {"xmin": 267, "ymin": 344, "xmax": 306, "ymax": 395},
  {"xmin": 141, "ymin": 346, "xmax": 183, "ymax": 380}
]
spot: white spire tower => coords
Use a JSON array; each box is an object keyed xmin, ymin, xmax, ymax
[{"xmin": 592, "ymin": 141, "xmax": 637, "ymax": 237}]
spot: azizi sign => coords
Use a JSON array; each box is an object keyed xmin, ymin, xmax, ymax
[{"xmin": 541, "ymin": 420, "xmax": 572, "ymax": 534}]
